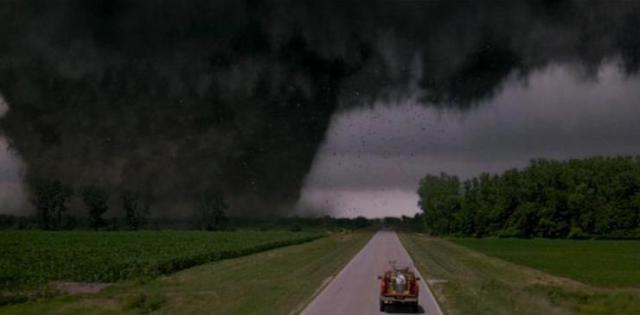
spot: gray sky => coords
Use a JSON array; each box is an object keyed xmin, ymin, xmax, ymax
[
  {"xmin": 296, "ymin": 62, "xmax": 640, "ymax": 218},
  {"xmin": 0, "ymin": 94, "xmax": 27, "ymax": 214}
]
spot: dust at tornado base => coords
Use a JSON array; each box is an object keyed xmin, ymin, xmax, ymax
[{"xmin": 302, "ymin": 230, "xmax": 443, "ymax": 315}]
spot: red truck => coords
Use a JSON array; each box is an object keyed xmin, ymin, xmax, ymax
[{"xmin": 378, "ymin": 263, "xmax": 420, "ymax": 312}]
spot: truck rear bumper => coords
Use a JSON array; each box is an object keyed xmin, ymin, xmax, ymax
[{"xmin": 380, "ymin": 296, "xmax": 418, "ymax": 304}]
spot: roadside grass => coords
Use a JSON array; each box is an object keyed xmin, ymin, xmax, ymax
[
  {"xmin": 0, "ymin": 230, "xmax": 372, "ymax": 315},
  {"xmin": 452, "ymin": 238, "xmax": 640, "ymax": 287},
  {"xmin": 399, "ymin": 234, "xmax": 640, "ymax": 315}
]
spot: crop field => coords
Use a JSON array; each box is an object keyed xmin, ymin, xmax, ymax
[
  {"xmin": 0, "ymin": 231, "xmax": 373, "ymax": 315},
  {"xmin": 0, "ymin": 230, "xmax": 321, "ymax": 299},
  {"xmin": 401, "ymin": 234, "xmax": 640, "ymax": 315},
  {"xmin": 452, "ymin": 238, "xmax": 640, "ymax": 287}
]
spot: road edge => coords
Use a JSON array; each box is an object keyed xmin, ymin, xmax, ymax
[
  {"xmin": 398, "ymin": 232, "xmax": 445, "ymax": 315},
  {"xmin": 292, "ymin": 231, "xmax": 374, "ymax": 315}
]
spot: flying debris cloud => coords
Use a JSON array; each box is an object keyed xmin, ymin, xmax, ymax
[{"xmin": 0, "ymin": 0, "xmax": 639, "ymax": 217}]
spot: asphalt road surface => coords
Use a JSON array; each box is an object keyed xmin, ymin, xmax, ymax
[{"xmin": 302, "ymin": 230, "xmax": 443, "ymax": 315}]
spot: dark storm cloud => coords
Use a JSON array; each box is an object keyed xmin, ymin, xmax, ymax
[
  {"xmin": 299, "ymin": 64, "xmax": 640, "ymax": 217},
  {"xmin": 327, "ymin": 65, "xmax": 640, "ymax": 164},
  {"xmin": 0, "ymin": 0, "xmax": 639, "ymax": 217}
]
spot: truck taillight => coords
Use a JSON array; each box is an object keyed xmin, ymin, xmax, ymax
[
  {"xmin": 380, "ymin": 279, "xmax": 387, "ymax": 293},
  {"xmin": 410, "ymin": 281, "xmax": 419, "ymax": 295}
]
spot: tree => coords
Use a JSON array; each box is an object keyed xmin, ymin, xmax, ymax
[
  {"xmin": 82, "ymin": 185, "xmax": 109, "ymax": 230},
  {"xmin": 122, "ymin": 190, "xmax": 149, "ymax": 230},
  {"xmin": 418, "ymin": 173, "xmax": 461, "ymax": 235},
  {"xmin": 504, "ymin": 202, "xmax": 539, "ymax": 238},
  {"xmin": 31, "ymin": 179, "xmax": 72, "ymax": 229},
  {"xmin": 198, "ymin": 192, "xmax": 228, "ymax": 231}
]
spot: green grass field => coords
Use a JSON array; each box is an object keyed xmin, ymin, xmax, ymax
[
  {"xmin": 400, "ymin": 233, "xmax": 640, "ymax": 315},
  {"xmin": 0, "ymin": 230, "xmax": 372, "ymax": 315},
  {"xmin": 452, "ymin": 238, "xmax": 640, "ymax": 287},
  {"xmin": 0, "ymin": 230, "xmax": 321, "ymax": 303},
  {"xmin": 400, "ymin": 234, "xmax": 640, "ymax": 315}
]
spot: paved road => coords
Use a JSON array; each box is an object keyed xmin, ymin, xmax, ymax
[{"xmin": 302, "ymin": 230, "xmax": 443, "ymax": 315}]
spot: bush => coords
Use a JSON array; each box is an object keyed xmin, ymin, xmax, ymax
[
  {"xmin": 82, "ymin": 185, "xmax": 109, "ymax": 230},
  {"xmin": 197, "ymin": 192, "xmax": 228, "ymax": 231},
  {"xmin": 567, "ymin": 226, "xmax": 590, "ymax": 239},
  {"xmin": 122, "ymin": 191, "xmax": 149, "ymax": 230},
  {"xmin": 30, "ymin": 179, "xmax": 72, "ymax": 230}
]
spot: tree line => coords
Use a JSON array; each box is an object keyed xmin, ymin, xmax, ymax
[
  {"xmin": 418, "ymin": 157, "xmax": 640, "ymax": 239},
  {"xmin": 0, "ymin": 178, "xmax": 373, "ymax": 232},
  {"xmin": 16, "ymin": 178, "xmax": 229, "ymax": 231}
]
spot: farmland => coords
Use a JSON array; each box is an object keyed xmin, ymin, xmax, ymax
[
  {"xmin": 453, "ymin": 238, "xmax": 640, "ymax": 287},
  {"xmin": 0, "ymin": 231, "xmax": 372, "ymax": 315},
  {"xmin": 400, "ymin": 234, "xmax": 640, "ymax": 315},
  {"xmin": 0, "ymin": 230, "xmax": 321, "ymax": 303}
]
